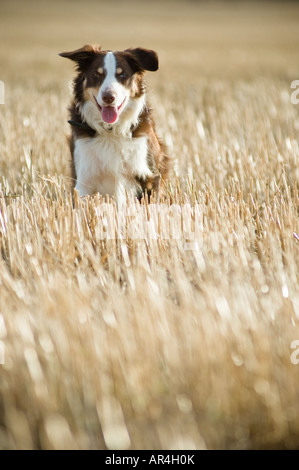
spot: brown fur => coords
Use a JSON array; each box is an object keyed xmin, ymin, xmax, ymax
[{"xmin": 132, "ymin": 106, "xmax": 170, "ymax": 198}]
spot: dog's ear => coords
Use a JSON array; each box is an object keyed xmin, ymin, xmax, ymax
[
  {"xmin": 124, "ymin": 48, "xmax": 159, "ymax": 72},
  {"xmin": 59, "ymin": 45, "xmax": 101, "ymax": 70}
]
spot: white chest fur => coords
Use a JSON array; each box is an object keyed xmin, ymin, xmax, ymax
[{"xmin": 73, "ymin": 132, "xmax": 152, "ymax": 200}]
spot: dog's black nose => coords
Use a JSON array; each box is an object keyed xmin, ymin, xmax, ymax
[{"xmin": 102, "ymin": 91, "xmax": 116, "ymax": 105}]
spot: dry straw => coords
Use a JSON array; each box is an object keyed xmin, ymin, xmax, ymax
[{"xmin": 0, "ymin": 0, "xmax": 299, "ymax": 450}]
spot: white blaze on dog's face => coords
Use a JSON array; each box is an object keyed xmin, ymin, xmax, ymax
[{"xmin": 95, "ymin": 52, "xmax": 130, "ymax": 124}]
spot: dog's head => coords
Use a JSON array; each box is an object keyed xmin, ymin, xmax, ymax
[{"xmin": 59, "ymin": 45, "xmax": 158, "ymax": 128}]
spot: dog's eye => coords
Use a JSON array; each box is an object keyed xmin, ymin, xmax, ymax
[
  {"xmin": 93, "ymin": 70, "xmax": 103, "ymax": 78},
  {"xmin": 119, "ymin": 72, "xmax": 127, "ymax": 79}
]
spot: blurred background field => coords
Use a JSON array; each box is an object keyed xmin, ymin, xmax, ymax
[{"xmin": 0, "ymin": 0, "xmax": 299, "ymax": 449}]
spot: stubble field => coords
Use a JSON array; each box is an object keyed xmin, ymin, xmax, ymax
[{"xmin": 0, "ymin": 0, "xmax": 299, "ymax": 449}]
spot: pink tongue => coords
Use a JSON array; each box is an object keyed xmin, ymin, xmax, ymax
[{"xmin": 102, "ymin": 106, "xmax": 118, "ymax": 124}]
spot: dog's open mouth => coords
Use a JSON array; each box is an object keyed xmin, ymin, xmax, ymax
[{"xmin": 94, "ymin": 96, "xmax": 126, "ymax": 124}]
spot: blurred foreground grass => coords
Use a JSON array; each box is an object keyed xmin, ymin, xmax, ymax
[{"xmin": 0, "ymin": 0, "xmax": 299, "ymax": 449}]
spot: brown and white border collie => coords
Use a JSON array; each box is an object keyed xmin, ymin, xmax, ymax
[{"xmin": 59, "ymin": 44, "xmax": 170, "ymax": 202}]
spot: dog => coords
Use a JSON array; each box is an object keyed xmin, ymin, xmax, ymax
[{"xmin": 59, "ymin": 44, "xmax": 170, "ymax": 201}]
